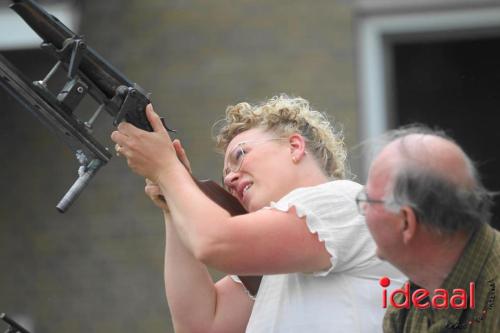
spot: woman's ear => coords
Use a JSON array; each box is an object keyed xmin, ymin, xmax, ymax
[{"xmin": 288, "ymin": 133, "xmax": 307, "ymax": 162}]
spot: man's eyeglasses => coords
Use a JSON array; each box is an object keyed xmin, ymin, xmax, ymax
[
  {"xmin": 355, "ymin": 188, "xmax": 387, "ymax": 215},
  {"xmin": 223, "ymin": 138, "xmax": 287, "ymax": 177}
]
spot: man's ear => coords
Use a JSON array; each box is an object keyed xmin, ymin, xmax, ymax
[
  {"xmin": 401, "ymin": 206, "xmax": 418, "ymax": 244},
  {"xmin": 288, "ymin": 133, "xmax": 307, "ymax": 161}
]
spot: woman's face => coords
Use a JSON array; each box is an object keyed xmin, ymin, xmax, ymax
[{"xmin": 223, "ymin": 128, "xmax": 296, "ymax": 212}]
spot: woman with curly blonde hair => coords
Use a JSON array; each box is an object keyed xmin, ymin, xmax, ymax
[{"xmin": 112, "ymin": 94, "xmax": 402, "ymax": 332}]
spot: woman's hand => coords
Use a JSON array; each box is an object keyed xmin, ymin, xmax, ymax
[
  {"xmin": 145, "ymin": 178, "xmax": 169, "ymax": 211},
  {"xmin": 111, "ymin": 104, "xmax": 178, "ymax": 183},
  {"xmin": 144, "ymin": 139, "xmax": 192, "ymax": 212}
]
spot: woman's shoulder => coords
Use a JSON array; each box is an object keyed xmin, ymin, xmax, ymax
[
  {"xmin": 318, "ymin": 179, "xmax": 363, "ymax": 194},
  {"xmin": 267, "ymin": 179, "xmax": 363, "ymax": 220},
  {"xmin": 281, "ymin": 180, "xmax": 362, "ymax": 203}
]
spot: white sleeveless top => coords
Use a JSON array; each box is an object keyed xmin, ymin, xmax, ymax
[{"xmin": 233, "ymin": 180, "xmax": 405, "ymax": 333}]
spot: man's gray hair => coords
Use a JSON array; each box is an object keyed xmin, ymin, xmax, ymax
[{"xmin": 382, "ymin": 124, "xmax": 494, "ymax": 234}]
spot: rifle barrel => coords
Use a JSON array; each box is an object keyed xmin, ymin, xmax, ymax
[{"xmin": 11, "ymin": 0, "xmax": 135, "ymax": 98}]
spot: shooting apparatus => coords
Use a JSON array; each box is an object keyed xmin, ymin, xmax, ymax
[
  {"xmin": 0, "ymin": 0, "xmax": 262, "ymax": 295},
  {"xmin": 0, "ymin": 0, "xmax": 171, "ymax": 212}
]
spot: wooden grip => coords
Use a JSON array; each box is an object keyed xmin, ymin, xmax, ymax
[{"xmin": 195, "ymin": 179, "xmax": 262, "ymax": 297}]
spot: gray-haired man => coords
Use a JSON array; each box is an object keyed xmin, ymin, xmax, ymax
[{"xmin": 357, "ymin": 125, "xmax": 499, "ymax": 332}]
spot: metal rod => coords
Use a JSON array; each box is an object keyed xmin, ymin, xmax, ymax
[
  {"xmin": 85, "ymin": 103, "xmax": 105, "ymax": 129},
  {"xmin": 40, "ymin": 60, "xmax": 61, "ymax": 86}
]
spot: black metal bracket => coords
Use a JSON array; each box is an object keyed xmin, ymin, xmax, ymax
[{"xmin": 0, "ymin": 313, "xmax": 31, "ymax": 333}]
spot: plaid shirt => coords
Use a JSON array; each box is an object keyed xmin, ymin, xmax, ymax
[{"xmin": 383, "ymin": 223, "xmax": 499, "ymax": 333}]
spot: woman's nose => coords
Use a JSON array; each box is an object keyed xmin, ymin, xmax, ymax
[{"xmin": 223, "ymin": 170, "xmax": 239, "ymax": 189}]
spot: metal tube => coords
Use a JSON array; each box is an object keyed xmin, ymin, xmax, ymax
[{"xmin": 56, "ymin": 159, "xmax": 103, "ymax": 213}]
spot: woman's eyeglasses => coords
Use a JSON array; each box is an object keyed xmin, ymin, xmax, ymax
[{"xmin": 223, "ymin": 138, "xmax": 287, "ymax": 177}]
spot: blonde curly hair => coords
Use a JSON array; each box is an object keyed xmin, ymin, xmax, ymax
[{"xmin": 214, "ymin": 94, "xmax": 347, "ymax": 179}]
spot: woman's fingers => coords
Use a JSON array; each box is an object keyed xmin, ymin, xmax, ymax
[
  {"xmin": 115, "ymin": 143, "xmax": 123, "ymax": 156},
  {"xmin": 146, "ymin": 104, "xmax": 168, "ymax": 133},
  {"xmin": 173, "ymin": 139, "xmax": 192, "ymax": 172},
  {"xmin": 145, "ymin": 181, "xmax": 169, "ymax": 210}
]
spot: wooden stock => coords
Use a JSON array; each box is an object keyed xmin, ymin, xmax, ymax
[{"xmin": 195, "ymin": 179, "xmax": 262, "ymax": 297}]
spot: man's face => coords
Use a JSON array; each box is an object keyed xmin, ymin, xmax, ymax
[{"xmin": 364, "ymin": 146, "xmax": 405, "ymax": 265}]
